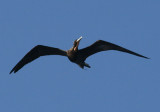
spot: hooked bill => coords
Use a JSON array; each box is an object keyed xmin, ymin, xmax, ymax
[{"xmin": 77, "ymin": 36, "xmax": 83, "ymax": 42}]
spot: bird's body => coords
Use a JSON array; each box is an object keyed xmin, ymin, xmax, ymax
[
  {"xmin": 67, "ymin": 49, "xmax": 90, "ymax": 68},
  {"xmin": 10, "ymin": 37, "xmax": 149, "ymax": 74}
]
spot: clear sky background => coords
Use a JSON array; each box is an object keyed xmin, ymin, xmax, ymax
[{"xmin": 0, "ymin": 0, "xmax": 159, "ymax": 112}]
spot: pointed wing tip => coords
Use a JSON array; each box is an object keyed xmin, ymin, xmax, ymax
[
  {"xmin": 10, "ymin": 70, "xmax": 18, "ymax": 74},
  {"xmin": 141, "ymin": 56, "xmax": 150, "ymax": 59},
  {"xmin": 9, "ymin": 70, "xmax": 14, "ymax": 74},
  {"xmin": 9, "ymin": 68, "xmax": 18, "ymax": 74},
  {"xmin": 146, "ymin": 57, "xmax": 150, "ymax": 59},
  {"xmin": 9, "ymin": 72, "xmax": 12, "ymax": 74},
  {"xmin": 141, "ymin": 55, "xmax": 150, "ymax": 59}
]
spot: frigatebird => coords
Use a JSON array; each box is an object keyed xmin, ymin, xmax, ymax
[{"xmin": 10, "ymin": 36, "xmax": 149, "ymax": 74}]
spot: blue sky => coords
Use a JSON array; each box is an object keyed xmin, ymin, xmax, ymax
[{"xmin": 0, "ymin": 0, "xmax": 160, "ymax": 112}]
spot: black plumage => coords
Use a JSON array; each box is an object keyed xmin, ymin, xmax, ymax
[{"xmin": 10, "ymin": 37, "xmax": 149, "ymax": 74}]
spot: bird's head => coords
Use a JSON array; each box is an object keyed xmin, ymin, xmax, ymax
[{"xmin": 73, "ymin": 36, "xmax": 82, "ymax": 51}]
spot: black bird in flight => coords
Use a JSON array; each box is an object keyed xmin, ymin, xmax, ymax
[{"xmin": 10, "ymin": 36, "xmax": 149, "ymax": 74}]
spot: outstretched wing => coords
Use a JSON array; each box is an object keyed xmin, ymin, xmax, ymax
[
  {"xmin": 79, "ymin": 40, "xmax": 149, "ymax": 61},
  {"xmin": 10, "ymin": 45, "xmax": 67, "ymax": 74}
]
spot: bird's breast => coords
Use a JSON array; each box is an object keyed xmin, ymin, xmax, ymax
[{"xmin": 67, "ymin": 51, "xmax": 78, "ymax": 62}]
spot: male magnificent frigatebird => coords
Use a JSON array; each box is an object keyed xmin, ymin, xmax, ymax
[{"xmin": 10, "ymin": 36, "xmax": 149, "ymax": 74}]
